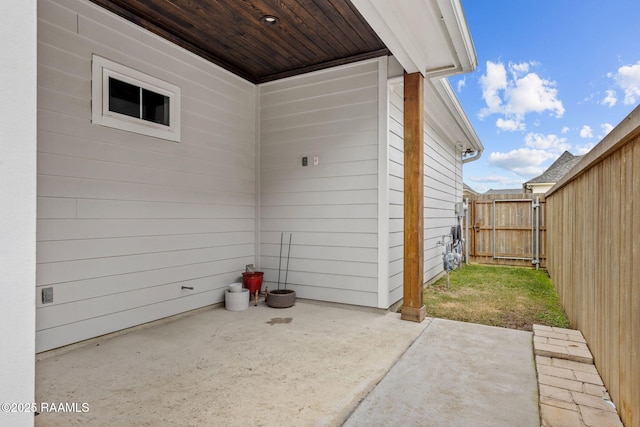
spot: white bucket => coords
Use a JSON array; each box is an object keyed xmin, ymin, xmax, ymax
[
  {"xmin": 225, "ymin": 289, "xmax": 249, "ymax": 311},
  {"xmin": 228, "ymin": 282, "xmax": 242, "ymax": 293}
]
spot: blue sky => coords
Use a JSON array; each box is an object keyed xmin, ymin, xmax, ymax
[{"xmin": 449, "ymin": 1, "xmax": 640, "ymax": 193}]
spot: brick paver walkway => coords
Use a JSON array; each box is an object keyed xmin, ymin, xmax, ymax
[{"xmin": 533, "ymin": 325, "xmax": 624, "ymax": 427}]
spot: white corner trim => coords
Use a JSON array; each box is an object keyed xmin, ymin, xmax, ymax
[
  {"xmin": 0, "ymin": 0, "xmax": 37, "ymax": 423},
  {"xmin": 254, "ymin": 84, "xmax": 261, "ymax": 269},
  {"xmin": 377, "ymin": 57, "xmax": 390, "ymax": 309}
]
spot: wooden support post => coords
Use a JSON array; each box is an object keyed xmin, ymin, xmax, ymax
[{"xmin": 401, "ymin": 72, "xmax": 426, "ymax": 322}]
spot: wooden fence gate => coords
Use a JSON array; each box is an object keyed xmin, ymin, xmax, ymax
[{"xmin": 466, "ymin": 193, "xmax": 546, "ymax": 268}]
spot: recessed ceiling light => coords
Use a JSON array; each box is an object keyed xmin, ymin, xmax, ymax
[{"xmin": 261, "ymin": 15, "xmax": 279, "ymax": 25}]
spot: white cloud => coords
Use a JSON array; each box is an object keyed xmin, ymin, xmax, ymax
[
  {"xmin": 524, "ymin": 132, "xmax": 570, "ymax": 153},
  {"xmin": 471, "ymin": 175, "xmax": 514, "ymax": 183},
  {"xmin": 456, "ymin": 77, "xmax": 466, "ymax": 92},
  {"xmin": 616, "ymin": 60, "xmax": 640, "ymax": 105},
  {"xmin": 496, "ymin": 117, "xmax": 525, "ymax": 132},
  {"xmin": 509, "ymin": 61, "xmax": 532, "ymax": 77},
  {"xmin": 468, "ymin": 175, "xmax": 523, "ymax": 192},
  {"xmin": 561, "ymin": 126, "xmax": 570, "ymax": 134},
  {"xmin": 580, "ymin": 125, "xmax": 593, "ymax": 138},
  {"xmin": 602, "ymin": 89, "xmax": 617, "ymax": 107},
  {"xmin": 601, "ymin": 123, "xmax": 614, "ymax": 136},
  {"xmin": 479, "ymin": 61, "xmax": 507, "ymax": 116},
  {"xmin": 505, "ymin": 73, "xmax": 565, "ymax": 117},
  {"xmin": 574, "ymin": 143, "xmax": 595, "ymax": 155},
  {"xmin": 571, "ymin": 124, "xmax": 613, "ymax": 154},
  {"xmin": 488, "ymin": 148, "xmax": 556, "ymax": 177},
  {"xmin": 478, "ymin": 61, "xmax": 564, "ymax": 130}
]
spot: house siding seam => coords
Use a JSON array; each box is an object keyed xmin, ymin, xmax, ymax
[
  {"xmin": 36, "ymin": 0, "xmax": 256, "ymax": 352},
  {"xmin": 259, "ymin": 59, "xmax": 381, "ymax": 308}
]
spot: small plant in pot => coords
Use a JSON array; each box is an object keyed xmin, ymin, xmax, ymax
[{"xmin": 267, "ymin": 232, "xmax": 296, "ymax": 308}]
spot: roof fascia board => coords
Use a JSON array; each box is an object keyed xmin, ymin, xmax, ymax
[
  {"xmin": 430, "ymin": 77, "xmax": 484, "ymax": 152},
  {"xmin": 352, "ymin": 0, "xmax": 477, "ymax": 77},
  {"xmin": 387, "ymin": 73, "xmax": 483, "ymax": 155},
  {"xmin": 436, "ymin": 0, "xmax": 477, "ymax": 74}
]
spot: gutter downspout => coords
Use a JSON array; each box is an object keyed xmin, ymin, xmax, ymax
[
  {"xmin": 461, "ymin": 149, "xmax": 481, "ymax": 267},
  {"xmin": 462, "ymin": 149, "xmax": 482, "ymax": 164}
]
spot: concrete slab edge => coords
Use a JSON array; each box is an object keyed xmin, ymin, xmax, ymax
[{"xmin": 339, "ymin": 318, "xmax": 436, "ymax": 424}]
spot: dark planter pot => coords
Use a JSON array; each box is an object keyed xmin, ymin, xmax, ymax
[{"xmin": 266, "ymin": 289, "xmax": 296, "ymax": 308}]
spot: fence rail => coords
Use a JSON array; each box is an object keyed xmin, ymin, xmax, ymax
[{"xmin": 546, "ymin": 105, "xmax": 640, "ymax": 427}]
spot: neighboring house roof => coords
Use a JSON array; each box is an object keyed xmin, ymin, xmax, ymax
[
  {"xmin": 484, "ymin": 188, "xmax": 523, "ymax": 195},
  {"xmin": 526, "ymin": 151, "xmax": 583, "ymax": 185},
  {"xmin": 463, "ymin": 183, "xmax": 479, "ymax": 195}
]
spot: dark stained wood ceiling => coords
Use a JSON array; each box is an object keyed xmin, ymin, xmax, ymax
[{"xmin": 89, "ymin": 0, "xmax": 390, "ymax": 83}]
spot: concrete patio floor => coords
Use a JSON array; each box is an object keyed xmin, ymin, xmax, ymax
[
  {"xmin": 35, "ymin": 300, "xmax": 539, "ymax": 426},
  {"xmin": 344, "ymin": 319, "xmax": 539, "ymax": 427}
]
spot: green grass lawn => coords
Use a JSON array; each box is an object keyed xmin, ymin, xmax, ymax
[{"xmin": 424, "ymin": 264, "xmax": 570, "ymax": 331}]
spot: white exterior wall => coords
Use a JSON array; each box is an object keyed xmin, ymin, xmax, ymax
[
  {"xmin": 387, "ymin": 81, "xmax": 463, "ymax": 304},
  {"xmin": 528, "ymin": 183, "xmax": 554, "ymax": 194},
  {"xmin": 36, "ymin": 0, "xmax": 257, "ymax": 352},
  {"xmin": 33, "ymin": 0, "xmax": 470, "ymax": 350},
  {"xmin": 259, "ymin": 60, "xmax": 382, "ymax": 307},
  {"xmin": 0, "ymin": 1, "xmax": 37, "ymax": 425},
  {"xmin": 423, "ymin": 121, "xmax": 463, "ymax": 281},
  {"xmin": 387, "ymin": 85, "xmax": 405, "ymax": 304}
]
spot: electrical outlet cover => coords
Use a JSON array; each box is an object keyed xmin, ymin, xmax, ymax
[{"xmin": 42, "ymin": 287, "xmax": 54, "ymax": 304}]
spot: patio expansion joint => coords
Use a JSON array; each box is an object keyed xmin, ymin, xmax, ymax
[{"xmin": 532, "ymin": 325, "xmax": 623, "ymax": 427}]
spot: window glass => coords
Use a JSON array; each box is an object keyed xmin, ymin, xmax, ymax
[
  {"xmin": 107, "ymin": 78, "xmax": 170, "ymax": 126},
  {"xmin": 92, "ymin": 55, "xmax": 180, "ymax": 142},
  {"xmin": 142, "ymin": 89, "xmax": 170, "ymax": 125},
  {"xmin": 109, "ymin": 77, "xmax": 140, "ymax": 119}
]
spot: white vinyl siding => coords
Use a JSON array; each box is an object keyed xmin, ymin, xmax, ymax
[
  {"xmin": 36, "ymin": 0, "xmax": 257, "ymax": 352},
  {"xmin": 387, "ymin": 81, "xmax": 463, "ymax": 299},
  {"xmin": 91, "ymin": 55, "xmax": 181, "ymax": 141},
  {"xmin": 388, "ymin": 84, "xmax": 404, "ymax": 304},
  {"xmin": 36, "ymin": 0, "xmax": 469, "ymax": 351},
  {"xmin": 259, "ymin": 60, "xmax": 381, "ymax": 307},
  {"xmin": 424, "ymin": 125, "xmax": 463, "ymax": 281}
]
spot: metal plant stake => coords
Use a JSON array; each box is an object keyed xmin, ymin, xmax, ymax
[
  {"xmin": 276, "ymin": 232, "xmax": 283, "ymax": 291},
  {"xmin": 267, "ymin": 232, "xmax": 296, "ymax": 308},
  {"xmin": 283, "ymin": 233, "xmax": 292, "ymax": 290}
]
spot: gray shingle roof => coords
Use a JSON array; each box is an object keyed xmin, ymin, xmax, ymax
[
  {"xmin": 484, "ymin": 188, "xmax": 523, "ymax": 194},
  {"xmin": 463, "ymin": 183, "xmax": 479, "ymax": 194},
  {"xmin": 526, "ymin": 151, "xmax": 583, "ymax": 184}
]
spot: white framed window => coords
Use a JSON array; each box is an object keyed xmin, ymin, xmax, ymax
[{"xmin": 91, "ymin": 55, "xmax": 181, "ymax": 142}]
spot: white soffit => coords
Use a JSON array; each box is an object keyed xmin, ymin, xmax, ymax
[
  {"xmin": 353, "ymin": 0, "xmax": 477, "ymax": 77},
  {"xmin": 429, "ymin": 78, "xmax": 483, "ymax": 152}
]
